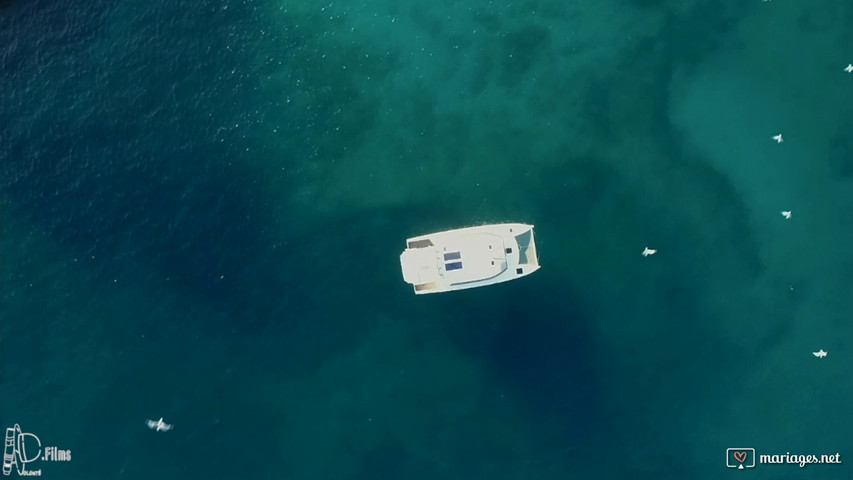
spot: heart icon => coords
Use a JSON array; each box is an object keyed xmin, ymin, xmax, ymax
[{"xmin": 734, "ymin": 451, "xmax": 747, "ymax": 463}]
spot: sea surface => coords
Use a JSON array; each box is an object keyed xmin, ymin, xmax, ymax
[{"xmin": 2, "ymin": 0, "xmax": 852, "ymax": 478}]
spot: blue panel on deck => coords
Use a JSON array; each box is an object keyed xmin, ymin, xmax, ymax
[
  {"xmin": 444, "ymin": 251, "xmax": 462, "ymax": 261},
  {"xmin": 446, "ymin": 261, "xmax": 463, "ymax": 271}
]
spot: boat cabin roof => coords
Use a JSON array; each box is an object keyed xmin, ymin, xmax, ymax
[{"xmin": 439, "ymin": 233, "xmax": 507, "ymax": 284}]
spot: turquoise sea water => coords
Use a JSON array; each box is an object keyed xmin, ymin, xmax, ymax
[{"xmin": 2, "ymin": 0, "xmax": 852, "ymax": 478}]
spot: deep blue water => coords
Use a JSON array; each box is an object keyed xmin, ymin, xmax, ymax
[{"xmin": 2, "ymin": 0, "xmax": 852, "ymax": 478}]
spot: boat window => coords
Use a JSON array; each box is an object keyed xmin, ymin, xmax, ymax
[
  {"xmin": 446, "ymin": 261, "xmax": 463, "ymax": 271},
  {"xmin": 443, "ymin": 251, "xmax": 461, "ymax": 261}
]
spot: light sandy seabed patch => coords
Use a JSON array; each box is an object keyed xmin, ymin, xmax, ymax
[
  {"xmin": 669, "ymin": 0, "xmax": 853, "ymax": 458},
  {"xmin": 264, "ymin": 0, "xmax": 662, "ymax": 215}
]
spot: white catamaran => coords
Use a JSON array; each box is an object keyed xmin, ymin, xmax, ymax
[{"xmin": 400, "ymin": 223, "xmax": 540, "ymax": 294}]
